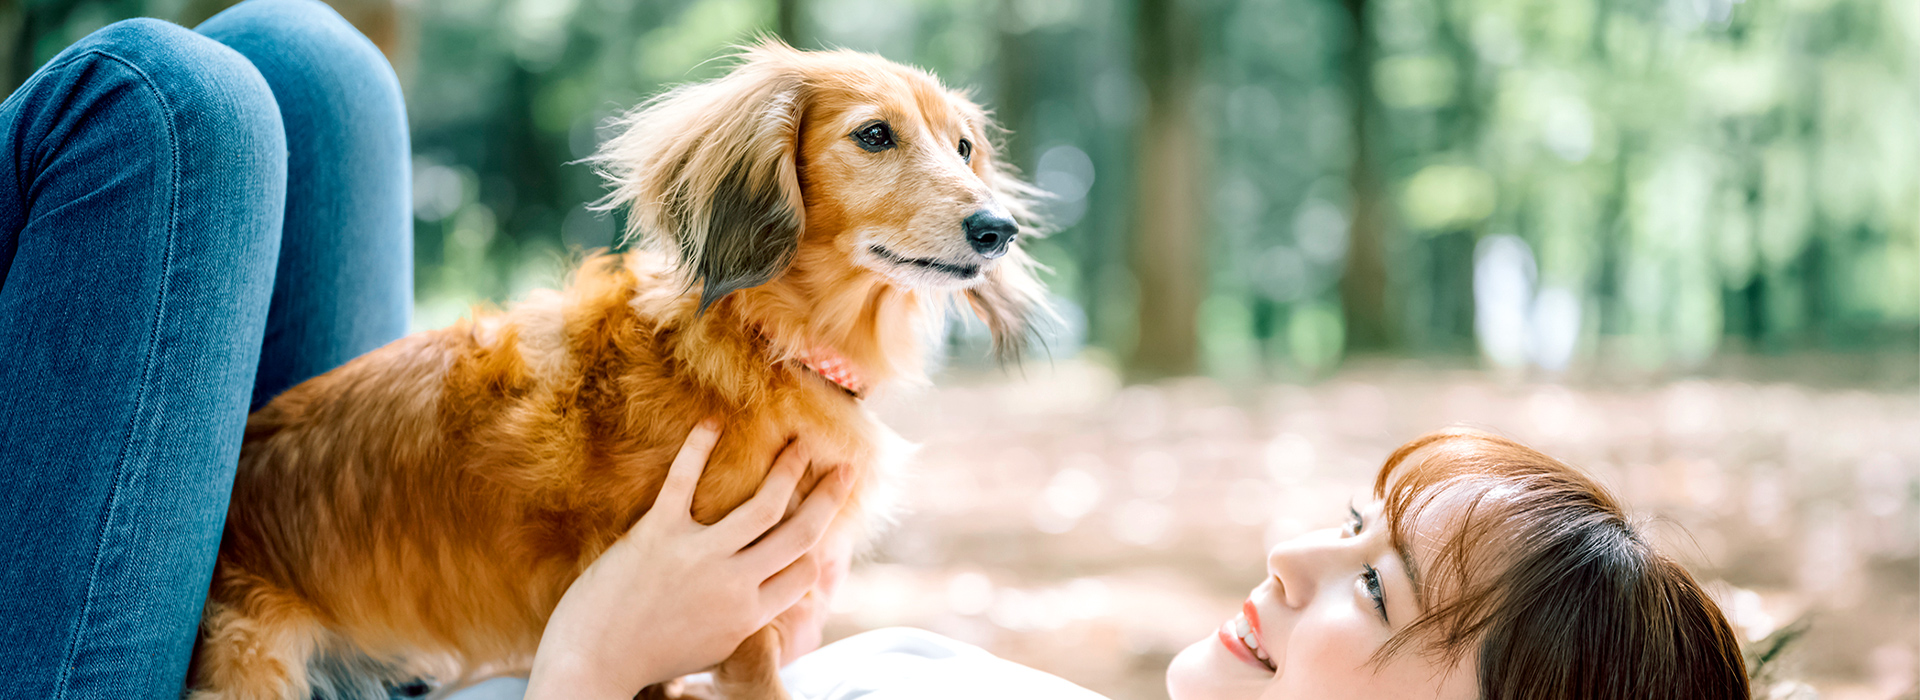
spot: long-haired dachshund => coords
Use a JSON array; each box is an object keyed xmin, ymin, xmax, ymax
[{"xmin": 187, "ymin": 40, "xmax": 1044, "ymax": 699}]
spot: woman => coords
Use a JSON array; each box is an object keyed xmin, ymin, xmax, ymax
[{"xmin": 1, "ymin": 4, "xmax": 1747, "ymax": 697}]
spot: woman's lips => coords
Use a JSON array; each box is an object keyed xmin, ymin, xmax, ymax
[
  {"xmin": 1217, "ymin": 603, "xmax": 1276, "ymax": 673},
  {"xmin": 1244, "ymin": 599, "xmax": 1265, "ymax": 639}
]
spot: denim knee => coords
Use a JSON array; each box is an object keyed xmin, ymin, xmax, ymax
[
  {"xmin": 197, "ymin": 0, "xmax": 414, "ymax": 409},
  {"xmin": 47, "ymin": 18, "xmax": 286, "ymax": 182},
  {"xmin": 197, "ymin": 0, "xmax": 406, "ymax": 116},
  {"xmin": 1, "ymin": 17, "xmax": 287, "ymax": 274}
]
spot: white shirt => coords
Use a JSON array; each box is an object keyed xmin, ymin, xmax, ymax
[
  {"xmin": 782, "ymin": 628, "xmax": 1112, "ymax": 700},
  {"xmin": 446, "ymin": 627, "xmax": 1110, "ymax": 700}
]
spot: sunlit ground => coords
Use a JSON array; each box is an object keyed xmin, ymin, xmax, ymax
[{"xmin": 824, "ymin": 356, "xmax": 1920, "ymax": 700}]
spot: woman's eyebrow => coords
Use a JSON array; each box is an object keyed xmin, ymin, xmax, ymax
[{"xmin": 1395, "ymin": 536, "xmax": 1427, "ymax": 609}]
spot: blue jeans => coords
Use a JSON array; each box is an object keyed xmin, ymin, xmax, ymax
[{"xmin": 0, "ymin": 1, "xmax": 410, "ymax": 696}]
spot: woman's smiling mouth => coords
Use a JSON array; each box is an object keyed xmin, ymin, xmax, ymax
[{"xmin": 1216, "ymin": 599, "xmax": 1275, "ymax": 673}]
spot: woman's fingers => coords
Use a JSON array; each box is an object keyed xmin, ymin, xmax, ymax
[
  {"xmin": 652, "ymin": 419, "xmax": 722, "ymax": 522},
  {"xmin": 739, "ymin": 468, "xmax": 850, "ymax": 574},
  {"xmin": 710, "ymin": 440, "xmax": 810, "ymax": 546},
  {"xmin": 756, "ymin": 550, "xmax": 824, "ymax": 623}
]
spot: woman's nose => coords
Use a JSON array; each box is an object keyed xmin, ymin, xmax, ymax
[{"xmin": 1266, "ymin": 529, "xmax": 1351, "ymax": 609}]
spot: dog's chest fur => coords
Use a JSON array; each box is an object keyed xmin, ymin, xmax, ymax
[{"xmin": 217, "ymin": 251, "xmax": 907, "ymax": 674}]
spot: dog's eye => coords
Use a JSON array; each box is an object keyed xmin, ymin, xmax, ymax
[
  {"xmin": 958, "ymin": 138, "xmax": 973, "ymax": 163},
  {"xmin": 853, "ymin": 122, "xmax": 895, "ymax": 152}
]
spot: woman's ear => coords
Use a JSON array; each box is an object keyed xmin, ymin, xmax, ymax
[
  {"xmin": 956, "ymin": 92, "xmax": 1051, "ymax": 361},
  {"xmin": 594, "ymin": 41, "xmax": 807, "ymax": 312}
]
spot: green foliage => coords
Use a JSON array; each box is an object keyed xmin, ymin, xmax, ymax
[{"xmin": 6, "ymin": 0, "xmax": 1914, "ymax": 373}]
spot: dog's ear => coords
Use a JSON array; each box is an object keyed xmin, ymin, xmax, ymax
[
  {"xmin": 594, "ymin": 41, "xmax": 807, "ymax": 312},
  {"xmin": 955, "ymin": 92, "xmax": 1050, "ymax": 361}
]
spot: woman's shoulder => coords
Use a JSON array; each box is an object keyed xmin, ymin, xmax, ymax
[{"xmin": 781, "ymin": 627, "xmax": 1113, "ymax": 700}]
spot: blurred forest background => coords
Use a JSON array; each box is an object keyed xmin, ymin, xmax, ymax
[
  {"xmin": 5, "ymin": 0, "xmax": 1917, "ymax": 698},
  {"xmin": 7, "ymin": 0, "xmax": 1914, "ymax": 380}
]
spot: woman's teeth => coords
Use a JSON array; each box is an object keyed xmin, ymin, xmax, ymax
[{"xmin": 1234, "ymin": 613, "xmax": 1272, "ymax": 665}]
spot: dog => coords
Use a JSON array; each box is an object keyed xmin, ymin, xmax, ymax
[{"xmin": 186, "ymin": 40, "xmax": 1045, "ymax": 700}]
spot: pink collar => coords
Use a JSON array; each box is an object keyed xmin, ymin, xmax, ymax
[{"xmin": 793, "ymin": 345, "xmax": 867, "ymax": 399}]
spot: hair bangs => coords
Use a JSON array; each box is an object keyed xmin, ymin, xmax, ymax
[{"xmin": 1368, "ymin": 429, "xmax": 1625, "ymax": 665}]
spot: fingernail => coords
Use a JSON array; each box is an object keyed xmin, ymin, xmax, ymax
[
  {"xmin": 836, "ymin": 468, "xmax": 852, "ymax": 485},
  {"xmin": 699, "ymin": 417, "xmax": 720, "ymax": 431}
]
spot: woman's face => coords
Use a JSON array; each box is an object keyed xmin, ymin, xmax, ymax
[{"xmin": 1166, "ymin": 496, "xmax": 1479, "ymax": 700}]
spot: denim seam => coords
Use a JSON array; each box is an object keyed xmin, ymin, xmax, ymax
[{"xmin": 47, "ymin": 48, "xmax": 183, "ymax": 700}]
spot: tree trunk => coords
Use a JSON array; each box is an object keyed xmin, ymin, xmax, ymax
[
  {"xmin": 1125, "ymin": 0, "xmax": 1205, "ymax": 379},
  {"xmin": 775, "ymin": 0, "xmax": 802, "ymax": 47},
  {"xmin": 1337, "ymin": 0, "xmax": 1394, "ymax": 352},
  {"xmin": 994, "ymin": 0, "xmax": 1035, "ymax": 168}
]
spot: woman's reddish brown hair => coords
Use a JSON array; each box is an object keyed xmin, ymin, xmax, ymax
[{"xmin": 1372, "ymin": 427, "xmax": 1751, "ymax": 700}]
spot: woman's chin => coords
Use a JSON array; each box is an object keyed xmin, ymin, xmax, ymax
[{"xmin": 1167, "ymin": 636, "xmax": 1273, "ymax": 700}]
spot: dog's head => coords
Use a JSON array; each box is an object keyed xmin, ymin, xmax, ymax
[{"xmin": 595, "ymin": 40, "xmax": 1044, "ymax": 360}]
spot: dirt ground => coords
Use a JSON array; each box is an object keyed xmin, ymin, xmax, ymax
[{"xmin": 819, "ymin": 358, "xmax": 1920, "ymax": 700}]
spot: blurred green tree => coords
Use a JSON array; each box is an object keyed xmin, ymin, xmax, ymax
[
  {"xmin": 1126, "ymin": 0, "xmax": 1207, "ymax": 379},
  {"xmin": 5, "ymin": 0, "xmax": 1913, "ymax": 380}
]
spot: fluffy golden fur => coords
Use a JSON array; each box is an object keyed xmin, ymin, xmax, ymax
[{"xmin": 188, "ymin": 40, "xmax": 1044, "ymax": 700}]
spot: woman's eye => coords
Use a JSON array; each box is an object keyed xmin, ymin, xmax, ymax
[
  {"xmin": 958, "ymin": 138, "xmax": 973, "ymax": 163},
  {"xmin": 1344, "ymin": 504, "xmax": 1364, "ymax": 537},
  {"xmin": 1362, "ymin": 565, "xmax": 1390, "ymax": 623},
  {"xmin": 853, "ymin": 122, "xmax": 895, "ymax": 151}
]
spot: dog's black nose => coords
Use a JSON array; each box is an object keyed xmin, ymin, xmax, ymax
[{"xmin": 963, "ymin": 210, "xmax": 1018, "ymax": 259}]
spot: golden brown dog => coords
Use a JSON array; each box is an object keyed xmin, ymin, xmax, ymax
[{"xmin": 187, "ymin": 40, "xmax": 1044, "ymax": 700}]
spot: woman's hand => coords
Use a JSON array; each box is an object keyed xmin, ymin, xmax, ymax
[
  {"xmin": 769, "ymin": 527, "xmax": 858, "ymax": 663},
  {"xmin": 524, "ymin": 420, "xmax": 852, "ymax": 700}
]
